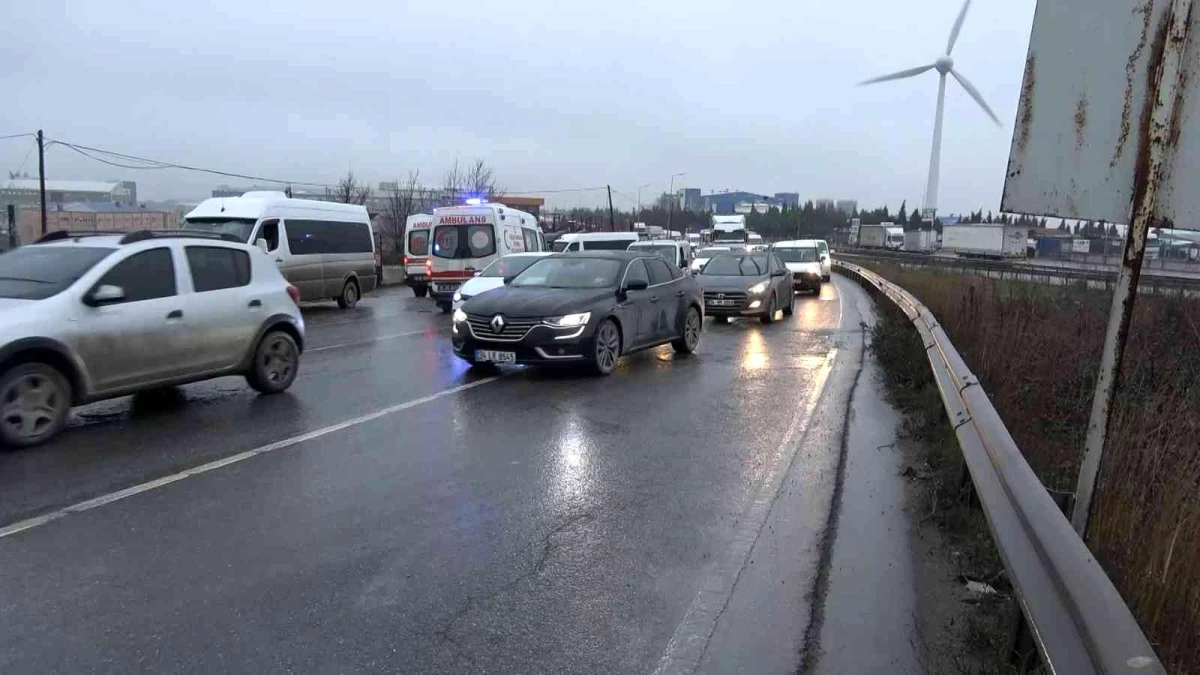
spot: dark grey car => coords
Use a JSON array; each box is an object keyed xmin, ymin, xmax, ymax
[{"xmin": 696, "ymin": 252, "xmax": 794, "ymax": 324}]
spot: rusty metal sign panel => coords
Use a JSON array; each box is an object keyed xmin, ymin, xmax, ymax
[{"xmin": 1002, "ymin": 0, "xmax": 1200, "ymax": 229}]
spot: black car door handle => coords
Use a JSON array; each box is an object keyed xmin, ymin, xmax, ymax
[
  {"xmin": 676, "ymin": 291, "xmax": 685, "ymax": 297},
  {"xmin": 166, "ymin": 309, "xmax": 183, "ymax": 319},
  {"xmin": 649, "ymin": 296, "xmax": 659, "ymax": 303},
  {"xmin": 248, "ymin": 299, "xmax": 262, "ymax": 308}
]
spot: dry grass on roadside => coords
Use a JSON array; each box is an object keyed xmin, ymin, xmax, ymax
[{"xmin": 863, "ymin": 262, "xmax": 1200, "ymax": 673}]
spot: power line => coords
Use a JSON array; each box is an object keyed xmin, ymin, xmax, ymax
[
  {"xmin": 48, "ymin": 137, "xmax": 336, "ymax": 188},
  {"xmin": 45, "ymin": 135, "xmax": 634, "ymax": 198},
  {"xmin": 0, "ymin": 133, "xmax": 34, "ymax": 141},
  {"xmin": 9, "ymin": 139, "xmax": 36, "ymax": 177}
]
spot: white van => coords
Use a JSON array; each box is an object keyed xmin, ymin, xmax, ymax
[
  {"xmin": 403, "ymin": 214, "xmax": 434, "ymax": 297},
  {"xmin": 183, "ymin": 192, "xmax": 377, "ymax": 308},
  {"xmin": 428, "ymin": 203, "xmax": 543, "ymax": 312},
  {"xmin": 780, "ymin": 238, "xmax": 832, "ymax": 280},
  {"xmin": 550, "ymin": 232, "xmax": 639, "ymax": 252},
  {"xmin": 628, "ymin": 240, "xmax": 693, "ymax": 272}
]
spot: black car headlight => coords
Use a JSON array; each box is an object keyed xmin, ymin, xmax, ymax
[{"xmin": 543, "ymin": 312, "xmax": 591, "ymax": 327}]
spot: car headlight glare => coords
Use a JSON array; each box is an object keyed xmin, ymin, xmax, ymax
[
  {"xmin": 452, "ymin": 290, "xmax": 462, "ymax": 302},
  {"xmin": 452, "ymin": 308, "xmax": 468, "ymax": 323},
  {"xmin": 748, "ymin": 281, "xmax": 769, "ymax": 295},
  {"xmin": 545, "ymin": 312, "xmax": 591, "ymax": 327}
]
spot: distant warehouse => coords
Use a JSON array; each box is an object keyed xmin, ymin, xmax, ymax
[
  {"xmin": 1, "ymin": 179, "xmax": 137, "ymax": 207},
  {"xmin": 11, "ymin": 203, "xmax": 174, "ymax": 246}
]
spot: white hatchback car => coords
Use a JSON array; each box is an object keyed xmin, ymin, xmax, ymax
[
  {"xmin": 0, "ymin": 230, "xmax": 305, "ymax": 447},
  {"xmin": 452, "ymin": 252, "xmax": 554, "ymax": 311}
]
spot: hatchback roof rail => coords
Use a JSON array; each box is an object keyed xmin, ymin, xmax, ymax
[
  {"xmin": 118, "ymin": 230, "xmax": 243, "ymax": 245},
  {"xmin": 35, "ymin": 230, "xmax": 124, "ymax": 243}
]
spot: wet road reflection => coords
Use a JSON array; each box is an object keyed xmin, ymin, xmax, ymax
[{"xmin": 0, "ymin": 277, "xmax": 883, "ymax": 675}]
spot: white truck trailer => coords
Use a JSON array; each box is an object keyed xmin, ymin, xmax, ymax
[{"xmin": 941, "ymin": 224, "xmax": 1028, "ymax": 258}]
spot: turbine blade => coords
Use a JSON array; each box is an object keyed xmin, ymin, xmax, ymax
[
  {"xmin": 947, "ymin": 0, "xmax": 971, "ymax": 54},
  {"xmin": 860, "ymin": 64, "xmax": 935, "ymax": 85},
  {"xmin": 950, "ymin": 69, "xmax": 1001, "ymax": 126}
]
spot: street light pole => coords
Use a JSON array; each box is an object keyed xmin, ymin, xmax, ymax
[
  {"xmin": 636, "ymin": 182, "xmax": 651, "ymax": 220},
  {"xmin": 667, "ymin": 172, "xmax": 686, "ymax": 236}
]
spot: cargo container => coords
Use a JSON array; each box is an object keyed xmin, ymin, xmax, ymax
[
  {"xmin": 858, "ymin": 224, "xmax": 888, "ymax": 248},
  {"xmin": 941, "ymin": 224, "xmax": 1028, "ymax": 258},
  {"xmin": 904, "ymin": 230, "xmax": 938, "ymax": 252},
  {"xmin": 1035, "ymin": 237, "xmax": 1064, "ymax": 257}
]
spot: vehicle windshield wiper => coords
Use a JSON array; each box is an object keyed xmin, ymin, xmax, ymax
[{"xmin": 0, "ymin": 276, "xmax": 53, "ymax": 284}]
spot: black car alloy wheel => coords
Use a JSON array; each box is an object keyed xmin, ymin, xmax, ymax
[{"xmin": 593, "ymin": 320, "xmax": 620, "ymax": 375}]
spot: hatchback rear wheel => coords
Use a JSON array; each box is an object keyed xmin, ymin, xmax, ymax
[
  {"xmin": 247, "ymin": 331, "xmax": 300, "ymax": 394},
  {"xmin": 0, "ymin": 363, "xmax": 71, "ymax": 447}
]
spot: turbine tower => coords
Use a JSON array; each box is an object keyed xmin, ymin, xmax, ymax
[{"xmin": 860, "ymin": 0, "xmax": 1000, "ymax": 218}]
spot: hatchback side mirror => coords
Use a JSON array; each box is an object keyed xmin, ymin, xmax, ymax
[
  {"xmin": 85, "ymin": 284, "xmax": 126, "ymax": 306},
  {"xmin": 255, "ymin": 238, "xmax": 269, "ymax": 253},
  {"xmin": 625, "ymin": 279, "xmax": 649, "ymax": 292},
  {"xmin": 771, "ymin": 269, "xmax": 786, "ymax": 277},
  {"xmin": 502, "ymin": 275, "xmax": 515, "ymax": 284}
]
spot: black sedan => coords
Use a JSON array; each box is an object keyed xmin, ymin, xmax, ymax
[
  {"xmin": 452, "ymin": 251, "xmax": 704, "ymax": 375},
  {"xmin": 697, "ymin": 251, "xmax": 794, "ymax": 324}
]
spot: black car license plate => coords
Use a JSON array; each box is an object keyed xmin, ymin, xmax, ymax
[{"xmin": 707, "ymin": 299, "xmax": 737, "ymax": 307}]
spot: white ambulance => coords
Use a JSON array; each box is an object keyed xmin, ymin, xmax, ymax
[
  {"xmin": 403, "ymin": 214, "xmax": 434, "ymax": 297},
  {"xmin": 428, "ymin": 202, "xmax": 544, "ymax": 312}
]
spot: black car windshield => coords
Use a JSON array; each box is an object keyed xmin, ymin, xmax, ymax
[
  {"xmin": 183, "ymin": 218, "xmax": 256, "ymax": 243},
  {"xmin": 700, "ymin": 254, "xmax": 767, "ymax": 276},
  {"xmin": 774, "ymin": 247, "xmax": 818, "ymax": 262},
  {"xmin": 0, "ymin": 245, "xmax": 115, "ymax": 300},
  {"xmin": 481, "ymin": 255, "xmax": 545, "ymax": 278},
  {"xmin": 511, "ymin": 257, "xmax": 623, "ymax": 289}
]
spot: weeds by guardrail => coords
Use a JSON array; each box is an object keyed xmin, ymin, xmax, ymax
[{"xmin": 835, "ymin": 260, "xmax": 1164, "ymax": 674}]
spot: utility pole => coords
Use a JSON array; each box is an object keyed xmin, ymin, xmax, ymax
[
  {"xmin": 36, "ymin": 130, "xmax": 47, "ymax": 236},
  {"xmin": 607, "ymin": 185, "xmax": 615, "ymax": 231},
  {"xmin": 667, "ymin": 172, "xmax": 686, "ymax": 235},
  {"xmin": 6, "ymin": 204, "xmax": 15, "ymax": 249}
]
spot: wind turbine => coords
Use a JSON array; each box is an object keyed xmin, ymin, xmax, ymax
[{"xmin": 860, "ymin": 0, "xmax": 1000, "ymax": 218}]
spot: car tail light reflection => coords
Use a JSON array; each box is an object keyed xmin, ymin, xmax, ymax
[
  {"xmin": 286, "ymin": 284, "xmax": 301, "ymax": 305},
  {"xmin": 403, "ymin": 255, "xmax": 408, "ymax": 265}
]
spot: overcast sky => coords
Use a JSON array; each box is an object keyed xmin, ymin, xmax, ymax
[{"xmin": 2, "ymin": 0, "xmax": 1036, "ymax": 213}]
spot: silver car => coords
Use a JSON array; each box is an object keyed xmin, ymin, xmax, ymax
[{"xmin": 0, "ymin": 230, "xmax": 306, "ymax": 447}]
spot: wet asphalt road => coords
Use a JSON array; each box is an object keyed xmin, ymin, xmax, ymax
[{"xmin": 0, "ymin": 278, "xmax": 897, "ymax": 673}]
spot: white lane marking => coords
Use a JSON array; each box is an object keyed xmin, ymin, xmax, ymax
[
  {"xmin": 0, "ymin": 376, "xmax": 502, "ymax": 541},
  {"xmin": 652, "ymin": 347, "xmax": 840, "ymax": 673},
  {"xmin": 307, "ymin": 329, "xmax": 434, "ymax": 353}
]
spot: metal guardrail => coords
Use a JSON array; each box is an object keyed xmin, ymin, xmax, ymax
[
  {"xmin": 836, "ymin": 248, "xmax": 1200, "ymax": 293},
  {"xmin": 835, "ymin": 260, "xmax": 1164, "ymax": 674}
]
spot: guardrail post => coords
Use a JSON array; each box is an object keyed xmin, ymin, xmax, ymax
[{"xmin": 1074, "ymin": 0, "xmax": 1194, "ymax": 538}]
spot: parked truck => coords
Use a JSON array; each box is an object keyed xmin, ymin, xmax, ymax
[
  {"xmin": 904, "ymin": 230, "xmax": 938, "ymax": 253},
  {"xmin": 941, "ymin": 224, "xmax": 1028, "ymax": 258},
  {"xmin": 857, "ymin": 224, "xmax": 889, "ymax": 248}
]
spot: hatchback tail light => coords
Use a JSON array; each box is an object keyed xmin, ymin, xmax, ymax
[
  {"xmin": 286, "ymin": 284, "xmax": 301, "ymax": 305},
  {"xmin": 426, "ymin": 259, "xmax": 432, "ymax": 274},
  {"xmin": 403, "ymin": 254, "xmax": 408, "ymax": 265}
]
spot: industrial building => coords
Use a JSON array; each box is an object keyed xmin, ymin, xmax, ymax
[{"xmin": 1, "ymin": 179, "xmax": 137, "ymax": 207}]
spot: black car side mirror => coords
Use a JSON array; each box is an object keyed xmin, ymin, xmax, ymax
[
  {"xmin": 502, "ymin": 275, "xmax": 515, "ymax": 284},
  {"xmin": 625, "ymin": 279, "xmax": 649, "ymax": 292}
]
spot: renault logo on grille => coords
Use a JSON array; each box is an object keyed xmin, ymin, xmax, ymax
[{"xmin": 490, "ymin": 314, "xmax": 506, "ymax": 333}]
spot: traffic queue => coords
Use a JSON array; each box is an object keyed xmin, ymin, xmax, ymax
[{"xmin": 402, "ymin": 202, "xmax": 831, "ymax": 376}]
